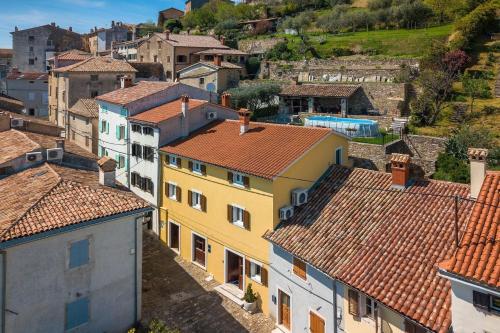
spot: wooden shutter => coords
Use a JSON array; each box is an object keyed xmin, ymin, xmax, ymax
[
  {"xmin": 245, "ymin": 259, "xmax": 251, "ymax": 277},
  {"xmin": 131, "ymin": 173, "xmax": 136, "ymax": 186},
  {"xmin": 348, "ymin": 289, "xmax": 360, "ymax": 316},
  {"xmin": 243, "ymin": 210, "xmax": 250, "ymax": 230},
  {"xmin": 227, "ymin": 171, "xmax": 233, "ymax": 183},
  {"xmin": 310, "ymin": 311, "xmax": 325, "ymax": 333},
  {"xmin": 201, "ymin": 195, "xmax": 207, "ymax": 212},
  {"xmin": 243, "ymin": 176, "xmax": 250, "ymax": 188},
  {"xmin": 227, "ymin": 204, "xmax": 233, "ymax": 222},
  {"xmin": 176, "ymin": 186, "xmax": 182, "ymax": 202},
  {"xmin": 201, "ymin": 164, "xmax": 207, "ymax": 176},
  {"xmin": 261, "ymin": 266, "xmax": 268, "ymax": 286},
  {"xmin": 293, "ymin": 257, "xmax": 307, "ymax": 280},
  {"xmin": 166, "ymin": 182, "xmax": 170, "ymax": 197},
  {"xmin": 188, "ymin": 161, "xmax": 193, "ymax": 171},
  {"xmin": 176, "ymin": 157, "xmax": 182, "ymax": 168},
  {"xmin": 188, "ymin": 190, "xmax": 193, "ymax": 206}
]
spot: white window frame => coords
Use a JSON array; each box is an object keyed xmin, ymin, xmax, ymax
[
  {"xmin": 233, "ymin": 172, "xmax": 245, "ymax": 187},
  {"xmin": 231, "ymin": 204, "xmax": 245, "ymax": 228},
  {"xmin": 118, "ymin": 125, "xmax": 126, "ymax": 140},
  {"xmin": 249, "ymin": 259, "xmax": 263, "ymax": 284},
  {"xmin": 168, "ymin": 182, "xmax": 177, "ymax": 201},
  {"xmin": 169, "ymin": 155, "xmax": 178, "ymax": 167},
  {"xmin": 191, "ymin": 190, "xmax": 202, "ymax": 210},
  {"xmin": 192, "ymin": 161, "xmax": 202, "ymax": 174},
  {"xmin": 117, "ymin": 154, "xmax": 125, "ymax": 169}
]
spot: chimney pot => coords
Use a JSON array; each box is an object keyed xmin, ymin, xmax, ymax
[
  {"xmin": 97, "ymin": 156, "xmax": 117, "ymax": 187},
  {"xmin": 55, "ymin": 138, "xmax": 65, "ymax": 150},
  {"xmin": 165, "ymin": 29, "xmax": 170, "ymax": 40},
  {"xmin": 120, "ymin": 75, "xmax": 133, "ymax": 89},
  {"xmin": 468, "ymin": 148, "xmax": 488, "ymax": 199},
  {"xmin": 51, "ymin": 22, "xmax": 56, "ymax": 27},
  {"xmin": 181, "ymin": 95, "xmax": 189, "ymax": 117},
  {"xmin": 221, "ymin": 93, "xmax": 231, "ymax": 108},
  {"xmin": 390, "ymin": 153, "xmax": 410, "ymax": 188},
  {"xmin": 111, "ymin": 20, "xmax": 115, "ymax": 27},
  {"xmin": 238, "ymin": 108, "xmax": 251, "ymax": 135},
  {"xmin": 15, "ymin": 26, "xmax": 18, "ymax": 32}
]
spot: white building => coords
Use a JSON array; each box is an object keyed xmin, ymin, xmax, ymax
[{"xmin": 0, "ymin": 153, "xmax": 151, "ymax": 332}]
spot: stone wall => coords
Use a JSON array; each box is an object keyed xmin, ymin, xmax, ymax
[{"xmin": 238, "ymin": 38, "xmax": 285, "ymax": 55}]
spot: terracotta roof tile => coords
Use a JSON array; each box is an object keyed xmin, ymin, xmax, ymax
[
  {"xmin": 439, "ymin": 172, "xmax": 499, "ymax": 289},
  {"xmin": 0, "ymin": 130, "xmax": 41, "ymax": 165},
  {"xmin": 128, "ymin": 98, "xmax": 208, "ymax": 125},
  {"xmin": 0, "ymin": 49, "xmax": 13, "ymax": 58},
  {"xmin": 53, "ymin": 57, "xmax": 137, "ymax": 73},
  {"xmin": 155, "ymin": 33, "xmax": 229, "ymax": 49},
  {"xmin": 6, "ymin": 72, "xmax": 48, "ymax": 80},
  {"xmin": 96, "ymin": 81, "xmax": 178, "ymax": 106},
  {"xmin": 391, "ymin": 153, "xmax": 411, "ymax": 164},
  {"xmin": 0, "ymin": 163, "xmax": 150, "ymax": 243},
  {"xmin": 265, "ymin": 167, "xmax": 474, "ymax": 332},
  {"xmin": 280, "ymin": 84, "xmax": 360, "ymax": 98},
  {"xmin": 49, "ymin": 49, "xmax": 91, "ymax": 62},
  {"xmin": 22, "ymin": 131, "xmax": 98, "ymax": 161},
  {"xmin": 161, "ymin": 120, "xmax": 332, "ymax": 179},
  {"xmin": 68, "ymin": 98, "xmax": 99, "ymax": 118},
  {"xmin": 195, "ymin": 48, "xmax": 248, "ymax": 56}
]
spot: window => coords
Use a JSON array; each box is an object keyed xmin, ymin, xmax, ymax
[
  {"xmin": 28, "ymin": 36, "xmax": 34, "ymax": 42},
  {"xmin": 365, "ymin": 297, "xmax": 376, "ymax": 318},
  {"xmin": 157, "ymin": 41, "xmax": 162, "ymax": 49},
  {"xmin": 473, "ymin": 291, "xmax": 490, "ymax": 310},
  {"xmin": 335, "ymin": 147, "xmax": 343, "ymax": 165},
  {"xmin": 232, "ymin": 206, "xmax": 244, "ymax": 226},
  {"xmin": 91, "ymin": 90, "xmax": 99, "ymax": 98},
  {"xmin": 250, "ymin": 261, "xmax": 262, "ymax": 283},
  {"xmin": 143, "ymin": 146, "xmax": 154, "ymax": 162},
  {"xmin": 131, "ymin": 172, "xmax": 140, "ymax": 187},
  {"xmin": 131, "ymin": 173, "xmax": 154, "ymax": 194},
  {"xmin": 348, "ymin": 289, "xmax": 360, "ymax": 316},
  {"xmin": 404, "ymin": 320, "xmax": 426, "ymax": 333},
  {"xmin": 29, "ymin": 58, "xmax": 35, "ymax": 65},
  {"xmin": 228, "ymin": 172, "xmax": 249, "ymax": 188},
  {"xmin": 65, "ymin": 298, "xmax": 89, "ymax": 330},
  {"xmin": 72, "ymin": 130, "xmax": 75, "ymax": 140},
  {"xmin": 116, "ymin": 154, "xmax": 125, "ymax": 169},
  {"xmin": 166, "ymin": 182, "xmax": 180, "ymax": 201},
  {"xmin": 90, "ymin": 74, "xmax": 98, "ymax": 81},
  {"xmin": 142, "ymin": 126, "xmax": 154, "ymax": 136},
  {"xmin": 153, "ymin": 55, "xmax": 158, "ymax": 63},
  {"xmin": 189, "ymin": 161, "xmax": 206, "ymax": 175},
  {"xmin": 28, "ymin": 108, "xmax": 35, "ymax": 116},
  {"xmin": 168, "ymin": 155, "xmax": 180, "ymax": 167},
  {"xmin": 29, "ymin": 46, "xmax": 33, "ymax": 52},
  {"xmin": 132, "ymin": 124, "xmax": 141, "ymax": 133},
  {"xmin": 491, "ymin": 295, "xmax": 500, "ymax": 312},
  {"xmin": 189, "ymin": 190, "xmax": 202, "ymax": 210},
  {"xmin": 100, "ymin": 120, "xmax": 107, "ymax": 133},
  {"xmin": 69, "ymin": 239, "xmax": 89, "ymax": 269},
  {"xmin": 292, "ymin": 257, "xmax": 307, "ymax": 280},
  {"xmin": 199, "ymin": 77, "xmax": 205, "ymax": 85},
  {"xmin": 28, "ymin": 92, "xmax": 35, "ymax": 101},
  {"xmin": 177, "ymin": 55, "xmax": 187, "ymax": 63},
  {"xmin": 116, "ymin": 125, "xmax": 126, "ymax": 140},
  {"xmin": 131, "ymin": 143, "xmax": 142, "ymax": 158},
  {"xmin": 46, "ymin": 39, "xmax": 53, "ymax": 47},
  {"xmin": 99, "ymin": 146, "xmax": 105, "ymax": 157},
  {"xmin": 227, "ymin": 204, "xmax": 250, "ymax": 229},
  {"xmin": 85, "ymin": 136, "xmax": 89, "ymax": 147},
  {"xmin": 167, "ymin": 56, "xmax": 171, "ymax": 63}
]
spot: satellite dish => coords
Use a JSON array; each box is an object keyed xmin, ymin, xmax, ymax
[{"xmin": 206, "ymin": 83, "xmax": 216, "ymax": 93}]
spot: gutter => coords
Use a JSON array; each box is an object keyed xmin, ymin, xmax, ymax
[{"xmin": 438, "ymin": 269, "xmax": 500, "ymax": 296}]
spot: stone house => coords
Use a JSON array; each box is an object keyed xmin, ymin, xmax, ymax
[
  {"xmin": 265, "ymin": 154, "xmax": 475, "ymax": 333},
  {"xmin": 178, "ymin": 56, "xmax": 243, "ymax": 94},
  {"xmin": 157, "ymin": 7, "xmax": 184, "ymax": 27},
  {"xmin": 136, "ymin": 31, "xmax": 233, "ymax": 81},
  {"xmin": 0, "ymin": 48, "xmax": 13, "ymax": 94},
  {"xmin": 11, "ymin": 23, "xmax": 83, "ymax": 73},
  {"xmin": 6, "ymin": 70, "xmax": 48, "ymax": 118},
  {"xmin": 113, "ymin": 37, "xmax": 147, "ymax": 61},
  {"xmin": 47, "ymin": 49, "xmax": 91, "ymax": 71},
  {"xmin": 185, "ymin": 0, "xmax": 209, "ymax": 13},
  {"xmin": 68, "ymin": 98, "xmax": 99, "ymax": 155},
  {"xmin": 87, "ymin": 21, "xmax": 132, "ymax": 56},
  {"xmin": 48, "ymin": 57, "xmax": 136, "ymax": 132}
]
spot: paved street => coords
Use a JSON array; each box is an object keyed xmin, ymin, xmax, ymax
[{"xmin": 142, "ymin": 232, "xmax": 275, "ymax": 333}]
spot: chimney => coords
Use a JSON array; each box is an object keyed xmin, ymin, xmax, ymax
[
  {"xmin": 165, "ymin": 29, "xmax": 170, "ymax": 40},
  {"xmin": 180, "ymin": 95, "xmax": 190, "ymax": 137},
  {"xmin": 181, "ymin": 95, "xmax": 189, "ymax": 118},
  {"xmin": 0, "ymin": 112, "xmax": 10, "ymax": 132},
  {"xmin": 221, "ymin": 92, "xmax": 231, "ymax": 108},
  {"xmin": 97, "ymin": 156, "xmax": 117, "ymax": 187},
  {"xmin": 468, "ymin": 148, "xmax": 488, "ymax": 199},
  {"xmin": 51, "ymin": 22, "xmax": 56, "ymax": 27},
  {"xmin": 55, "ymin": 138, "xmax": 65, "ymax": 150},
  {"xmin": 14, "ymin": 26, "xmax": 18, "ymax": 32},
  {"xmin": 68, "ymin": 26, "xmax": 72, "ymax": 32},
  {"xmin": 111, "ymin": 20, "xmax": 115, "ymax": 27},
  {"xmin": 390, "ymin": 153, "xmax": 410, "ymax": 189},
  {"xmin": 238, "ymin": 108, "xmax": 251, "ymax": 135},
  {"xmin": 220, "ymin": 36, "xmax": 226, "ymax": 45},
  {"xmin": 214, "ymin": 54, "xmax": 222, "ymax": 67},
  {"xmin": 120, "ymin": 75, "xmax": 133, "ymax": 89}
]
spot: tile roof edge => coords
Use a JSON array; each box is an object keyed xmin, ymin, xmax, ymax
[{"xmin": 437, "ymin": 266, "xmax": 500, "ymax": 292}]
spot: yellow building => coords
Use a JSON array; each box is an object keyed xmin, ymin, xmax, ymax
[{"xmin": 158, "ymin": 111, "xmax": 349, "ymax": 314}]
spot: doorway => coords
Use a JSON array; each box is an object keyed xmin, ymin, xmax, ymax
[
  {"xmin": 192, "ymin": 234, "xmax": 206, "ymax": 268},
  {"xmin": 278, "ymin": 289, "xmax": 291, "ymax": 331},
  {"xmin": 226, "ymin": 250, "xmax": 243, "ymax": 290},
  {"xmin": 169, "ymin": 222, "xmax": 180, "ymax": 253}
]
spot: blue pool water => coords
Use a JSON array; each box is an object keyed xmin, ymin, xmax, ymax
[{"xmin": 304, "ymin": 116, "xmax": 379, "ymax": 137}]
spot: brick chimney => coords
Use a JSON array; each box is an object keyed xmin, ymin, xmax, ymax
[
  {"xmin": 214, "ymin": 54, "xmax": 222, "ymax": 67},
  {"xmin": 390, "ymin": 153, "xmax": 410, "ymax": 189},
  {"xmin": 165, "ymin": 29, "xmax": 170, "ymax": 40},
  {"xmin": 468, "ymin": 148, "xmax": 488, "ymax": 199},
  {"xmin": 0, "ymin": 112, "xmax": 10, "ymax": 132},
  {"xmin": 221, "ymin": 93, "xmax": 231, "ymax": 108},
  {"xmin": 97, "ymin": 156, "xmax": 117, "ymax": 187},
  {"xmin": 120, "ymin": 75, "xmax": 133, "ymax": 89},
  {"xmin": 220, "ymin": 36, "xmax": 226, "ymax": 45},
  {"xmin": 238, "ymin": 108, "xmax": 251, "ymax": 135}
]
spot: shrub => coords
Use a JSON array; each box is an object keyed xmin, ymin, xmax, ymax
[
  {"xmin": 482, "ymin": 105, "xmax": 499, "ymax": 115},
  {"xmin": 245, "ymin": 56, "xmax": 261, "ymax": 78},
  {"xmin": 433, "ymin": 153, "xmax": 470, "ymax": 183},
  {"xmin": 265, "ymin": 41, "xmax": 297, "ymax": 61},
  {"xmin": 331, "ymin": 47, "xmax": 353, "ymax": 57},
  {"xmin": 244, "ymin": 284, "xmax": 257, "ymax": 303},
  {"xmin": 227, "ymin": 83, "xmax": 281, "ymax": 111},
  {"xmin": 489, "ymin": 41, "xmax": 500, "ymax": 52}
]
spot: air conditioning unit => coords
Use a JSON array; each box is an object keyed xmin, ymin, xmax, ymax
[
  {"xmin": 207, "ymin": 111, "xmax": 217, "ymax": 120},
  {"xmin": 279, "ymin": 206, "xmax": 294, "ymax": 221},
  {"xmin": 11, "ymin": 118, "xmax": 24, "ymax": 128},
  {"xmin": 26, "ymin": 152, "xmax": 43, "ymax": 162},
  {"xmin": 46, "ymin": 148, "xmax": 64, "ymax": 161},
  {"xmin": 292, "ymin": 188, "xmax": 308, "ymax": 207}
]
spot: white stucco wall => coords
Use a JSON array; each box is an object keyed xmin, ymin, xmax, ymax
[
  {"xmin": 269, "ymin": 244, "xmax": 344, "ymax": 333},
  {"xmin": 1, "ymin": 212, "xmax": 144, "ymax": 333},
  {"xmin": 450, "ymin": 279, "xmax": 500, "ymax": 333}
]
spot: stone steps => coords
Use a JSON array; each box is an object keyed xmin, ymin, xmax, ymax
[{"xmin": 214, "ymin": 284, "xmax": 245, "ymax": 307}]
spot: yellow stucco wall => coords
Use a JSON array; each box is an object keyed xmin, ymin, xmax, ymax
[{"xmin": 158, "ymin": 131, "xmax": 349, "ymax": 316}]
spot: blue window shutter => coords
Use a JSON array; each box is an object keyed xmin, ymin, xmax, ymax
[
  {"xmin": 69, "ymin": 239, "xmax": 89, "ymax": 269},
  {"xmin": 121, "ymin": 108, "xmax": 127, "ymax": 117},
  {"xmin": 66, "ymin": 298, "xmax": 89, "ymax": 330}
]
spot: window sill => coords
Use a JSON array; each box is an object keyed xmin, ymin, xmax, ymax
[
  {"xmin": 191, "ymin": 205, "xmax": 202, "ymax": 211},
  {"xmin": 250, "ymin": 276, "xmax": 262, "ymax": 285},
  {"xmin": 232, "ymin": 221, "xmax": 244, "ymax": 229},
  {"xmin": 168, "ymin": 196, "xmax": 178, "ymax": 202}
]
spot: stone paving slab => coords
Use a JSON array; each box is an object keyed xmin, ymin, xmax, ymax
[{"xmin": 142, "ymin": 232, "xmax": 275, "ymax": 333}]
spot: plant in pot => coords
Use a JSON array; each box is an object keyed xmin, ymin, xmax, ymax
[{"xmin": 243, "ymin": 283, "xmax": 258, "ymax": 313}]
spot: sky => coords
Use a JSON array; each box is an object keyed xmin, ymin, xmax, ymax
[{"xmin": 0, "ymin": 0, "xmax": 185, "ymax": 48}]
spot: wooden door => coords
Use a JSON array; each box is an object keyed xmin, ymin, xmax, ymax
[
  {"xmin": 310, "ymin": 311, "xmax": 325, "ymax": 333},
  {"xmin": 169, "ymin": 223, "xmax": 179, "ymax": 251},
  {"xmin": 279, "ymin": 290, "xmax": 291, "ymax": 330},
  {"xmin": 194, "ymin": 237, "xmax": 205, "ymax": 266},
  {"xmin": 238, "ymin": 256, "xmax": 243, "ymax": 290}
]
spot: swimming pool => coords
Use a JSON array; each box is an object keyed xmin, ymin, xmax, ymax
[{"xmin": 304, "ymin": 116, "xmax": 379, "ymax": 137}]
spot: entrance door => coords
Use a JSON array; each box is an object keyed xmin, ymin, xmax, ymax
[
  {"xmin": 279, "ymin": 290, "xmax": 291, "ymax": 330},
  {"xmin": 169, "ymin": 223, "xmax": 180, "ymax": 252},
  {"xmin": 310, "ymin": 311, "xmax": 325, "ymax": 333},
  {"xmin": 192, "ymin": 235, "xmax": 206, "ymax": 267},
  {"xmin": 226, "ymin": 251, "xmax": 244, "ymax": 290}
]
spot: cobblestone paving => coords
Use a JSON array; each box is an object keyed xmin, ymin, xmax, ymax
[{"xmin": 142, "ymin": 232, "xmax": 276, "ymax": 333}]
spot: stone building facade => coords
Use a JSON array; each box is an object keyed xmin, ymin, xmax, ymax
[
  {"xmin": 0, "ymin": 49, "xmax": 13, "ymax": 94},
  {"xmin": 87, "ymin": 21, "xmax": 132, "ymax": 56},
  {"xmin": 11, "ymin": 23, "xmax": 83, "ymax": 73},
  {"xmin": 67, "ymin": 98, "xmax": 99, "ymax": 155},
  {"xmin": 6, "ymin": 70, "xmax": 48, "ymax": 118}
]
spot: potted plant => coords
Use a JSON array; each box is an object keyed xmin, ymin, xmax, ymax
[{"xmin": 243, "ymin": 283, "xmax": 258, "ymax": 313}]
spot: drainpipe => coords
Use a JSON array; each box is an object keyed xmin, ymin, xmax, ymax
[
  {"xmin": 332, "ymin": 279, "xmax": 338, "ymax": 333},
  {"xmin": 134, "ymin": 215, "xmax": 140, "ymax": 324}
]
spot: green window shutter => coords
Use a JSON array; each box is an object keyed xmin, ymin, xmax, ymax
[
  {"xmin": 125, "ymin": 126, "xmax": 128, "ymax": 140},
  {"xmin": 121, "ymin": 108, "xmax": 127, "ymax": 117},
  {"xmin": 106, "ymin": 122, "xmax": 109, "ymax": 134},
  {"xmin": 98, "ymin": 120, "xmax": 102, "ymax": 133},
  {"xmin": 115, "ymin": 153, "xmax": 119, "ymax": 167},
  {"xmin": 125, "ymin": 156, "xmax": 128, "ymax": 172},
  {"xmin": 116, "ymin": 125, "xmax": 120, "ymax": 140}
]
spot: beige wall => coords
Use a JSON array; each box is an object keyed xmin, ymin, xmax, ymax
[
  {"xmin": 137, "ymin": 34, "xmax": 175, "ymax": 79},
  {"xmin": 68, "ymin": 112, "xmax": 98, "ymax": 154}
]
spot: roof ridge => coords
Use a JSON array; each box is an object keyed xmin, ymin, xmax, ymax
[{"xmin": 224, "ymin": 119, "xmax": 332, "ymax": 131}]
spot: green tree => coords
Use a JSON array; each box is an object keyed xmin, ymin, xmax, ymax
[
  {"xmin": 461, "ymin": 72, "xmax": 491, "ymax": 112},
  {"xmin": 227, "ymin": 83, "xmax": 281, "ymax": 111}
]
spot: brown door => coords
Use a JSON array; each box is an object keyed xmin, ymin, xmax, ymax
[
  {"xmin": 310, "ymin": 311, "xmax": 325, "ymax": 333},
  {"xmin": 238, "ymin": 256, "xmax": 243, "ymax": 289},
  {"xmin": 193, "ymin": 236, "xmax": 205, "ymax": 266},
  {"xmin": 169, "ymin": 223, "xmax": 179, "ymax": 251},
  {"xmin": 279, "ymin": 290, "xmax": 291, "ymax": 330}
]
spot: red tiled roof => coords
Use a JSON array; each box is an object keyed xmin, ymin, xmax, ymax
[
  {"xmin": 280, "ymin": 84, "xmax": 360, "ymax": 98},
  {"xmin": 0, "ymin": 163, "xmax": 150, "ymax": 243},
  {"xmin": 265, "ymin": 167, "xmax": 474, "ymax": 332},
  {"xmin": 68, "ymin": 98, "xmax": 99, "ymax": 118},
  {"xmin": 439, "ymin": 172, "xmax": 499, "ymax": 288},
  {"xmin": 161, "ymin": 120, "xmax": 332, "ymax": 179},
  {"xmin": 0, "ymin": 130, "xmax": 40, "ymax": 165},
  {"xmin": 6, "ymin": 72, "xmax": 48, "ymax": 80},
  {"xmin": 53, "ymin": 57, "xmax": 137, "ymax": 73},
  {"xmin": 195, "ymin": 48, "xmax": 248, "ymax": 56},
  {"xmin": 0, "ymin": 49, "xmax": 13, "ymax": 58},
  {"xmin": 155, "ymin": 33, "xmax": 229, "ymax": 49},
  {"xmin": 53, "ymin": 50, "xmax": 91, "ymax": 61},
  {"xmin": 128, "ymin": 98, "xmax": 208, "ymax": 125},
  {"xmin": 96, "ymin": 81, "xmax": 179, "ymax": 106}
]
